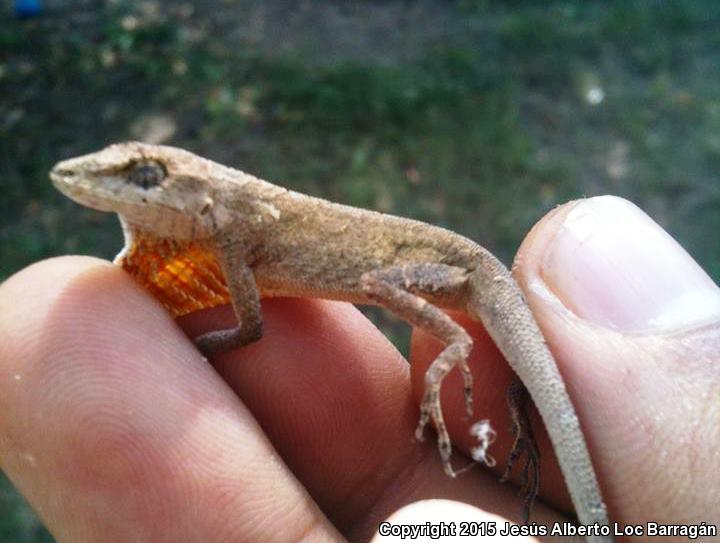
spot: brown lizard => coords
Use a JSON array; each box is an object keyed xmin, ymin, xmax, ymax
[{"xmin": 51, "ymin": 142, "xmax": 612, "ymax": 541}]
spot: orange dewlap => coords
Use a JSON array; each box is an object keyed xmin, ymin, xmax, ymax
[{"xmin": 118, "ymin": 231, "xmax": 231, "ymax": 317}]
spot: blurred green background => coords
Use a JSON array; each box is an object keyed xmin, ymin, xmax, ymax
[{"xmin": 2, "ymin": 1, "xmax": 720, "ymax": 540}]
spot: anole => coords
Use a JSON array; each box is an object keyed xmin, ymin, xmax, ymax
[{"xmin": 51, "ymin": 142, "xmax": 612, "ymax": 541}]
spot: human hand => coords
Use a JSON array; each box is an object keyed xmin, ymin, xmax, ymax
[{"xmin": 0, "ymin": 196, "xmax": 717, "ymax": 542}]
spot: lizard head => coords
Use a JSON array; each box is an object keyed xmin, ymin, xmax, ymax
[{"xmin": 51, "ymin": 142, "xmax": 232, "ymax": 240}]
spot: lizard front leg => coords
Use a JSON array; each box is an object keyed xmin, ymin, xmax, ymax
[
  {"xmin": 360, "ymin": 263, "xmax": 496, "ymax": 477},
  {"xmin": 194, "ymin": 247, "xmax": 262, "ymax": 355}
]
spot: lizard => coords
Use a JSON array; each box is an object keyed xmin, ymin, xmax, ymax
[{"xmin": 50, "ymin": 141, "xmax": 612, "ymax": 541}]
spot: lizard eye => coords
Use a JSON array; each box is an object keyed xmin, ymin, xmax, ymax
[{"xmin": 127, "ymin": 160, "xmax": 166, "ymax": 189}]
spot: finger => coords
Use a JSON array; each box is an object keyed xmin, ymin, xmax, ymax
[
  {"xmin": 513, "ymin": 196, "xmax": 720, "ymax": 523},
  {"xmin": 0, "ymin": 257, "xmax": 342, "ymax": 543},
  {"xmin": 180, "ymin": 295, "xmax": 571, "ymax": 539}
]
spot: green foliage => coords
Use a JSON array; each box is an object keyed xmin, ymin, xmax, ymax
[{"xmin": 0, "ymin": 474, "xmax": 54, "ymax": 542}]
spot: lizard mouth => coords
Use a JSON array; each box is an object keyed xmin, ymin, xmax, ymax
[
  {"xmin": 50, "ymin": 158, "xmax": 83, "ymax": 191},
  {"xmin": 50, "ymin": 166, "xmax": 75, "ymax": 185},
  {"xmin": 50, "ymin": 157, "xmax": 109, "ymax": 209}
]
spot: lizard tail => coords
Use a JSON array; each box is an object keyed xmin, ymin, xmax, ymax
[{"xmin": 466, "ymin": 250, "xmax": 612, "ymax": 538}]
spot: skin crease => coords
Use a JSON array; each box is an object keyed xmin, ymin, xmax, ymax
[{"xmin": 0, "ymin": 198, "xmax": 717, "ymax": 542}]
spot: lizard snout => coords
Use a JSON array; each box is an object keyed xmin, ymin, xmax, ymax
[
  {"xmin": 50, "ymin": 155, "xmax": 90, "ymax": 191},
  {"xmin": 50, "ymin": 156, "xmax": 81, "ymax": 180},
  {"xmin": 50, "ymin": 166, "xmax": 76, "ymax": 183}
]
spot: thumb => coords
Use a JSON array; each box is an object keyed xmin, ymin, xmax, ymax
[{"xmin": 514, "ymin": 195, "xmax": 720, "ymax": 527}]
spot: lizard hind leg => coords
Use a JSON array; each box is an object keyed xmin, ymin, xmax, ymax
[{"xmin": 360, "ymin": 263, "xmax": 492, "ymax": 477}]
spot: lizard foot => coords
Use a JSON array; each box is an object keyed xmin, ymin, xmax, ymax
[
  {"xmin": 500, "ymin": 378, "xmax": 540, "ymax": 524},
  {"xmin": 194, "ymin": 325, "xmax": 262, "ymax": 356}
]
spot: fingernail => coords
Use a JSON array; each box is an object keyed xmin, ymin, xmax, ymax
[{"xmin": 541, "ymin": 196, "xmax": 720, "ymax": 331}]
